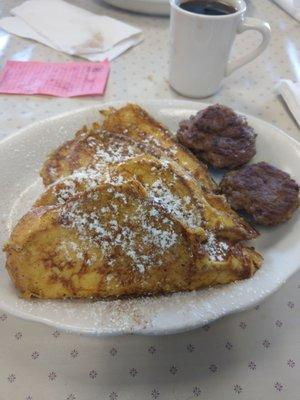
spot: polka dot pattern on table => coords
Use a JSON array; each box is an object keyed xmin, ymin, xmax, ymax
[{"xmin": 0, "ymin": 276, "xmax": 299, "ymax": 400}]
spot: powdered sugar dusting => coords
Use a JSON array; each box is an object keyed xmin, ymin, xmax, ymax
[
  {"xmin": 43, "ymin": 153, "xmax": 208, "ymax": 274},
  {"xmin": 52, "ymin": 167, "xmax": 120, "ymax": 205},
  {"xmin": 86, "ymin": 135, "xmax": 139, "ymax": 165},
  {"xmin": 59, "ymin": 182, "xmax": 179, "ymax": 273},
  {"xmin": 47, "ymin": 155, "xmax": 203, "ymax": 235},
  {"xmin": 204, "ymin": 231, "xmax": 229, "ymax": 261},
  {"xmin": 149, "ymin": 179, "xmax": 202, "ymax": 229}
]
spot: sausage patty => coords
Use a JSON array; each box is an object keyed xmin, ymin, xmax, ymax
[
  {"xmin": 177, "ymin": 104, "xmax": 257, "ymax": 169},
  {"xmin": 219, "ymin": 162, "xmax": 299, "ymax": 225}
]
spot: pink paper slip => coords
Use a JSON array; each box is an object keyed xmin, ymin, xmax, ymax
[{"xmin": 0, "ymin": 60, "xmax": 110, "ymax": 97}]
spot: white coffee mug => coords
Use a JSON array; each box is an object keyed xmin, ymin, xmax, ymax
[{"xmin": 169, "ymin": 0, "xmax": 271, "ymax": 98}]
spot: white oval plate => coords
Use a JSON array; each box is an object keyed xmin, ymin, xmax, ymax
[
  {"xmin": 0, "ymin": 100, "xmax": 299, "ymax": 336},
  {"xmin": 103, "ymin": 0, "xmax": 169, "ymax": 15}
]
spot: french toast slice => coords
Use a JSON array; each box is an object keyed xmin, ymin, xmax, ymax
[
  {"xmin": 36, "ymin": 155, "xmax": 257, "ymax": 241},
  {"xmin": 5, "ymin": 178, "xmax": 262, "ymax": 299},
  {"xmin": 40, "ymin": 104, "xmax": 216, "ymax": 191}
]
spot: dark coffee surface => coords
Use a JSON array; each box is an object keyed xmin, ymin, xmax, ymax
[{"xmin": 180, "ymin": 0, "xmax": 236, "ymax": 15}]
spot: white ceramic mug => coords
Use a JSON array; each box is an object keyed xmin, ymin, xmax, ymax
[{"xmin": 169, "ymin": 0, "xmax": 271, "ymax": 98}]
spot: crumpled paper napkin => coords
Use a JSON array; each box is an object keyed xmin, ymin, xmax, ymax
[{"xmin": 0, "ymin": 0, "xmax": 143, "ymax": 61}]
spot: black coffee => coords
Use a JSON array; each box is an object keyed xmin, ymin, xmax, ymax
[{"xmin": 180, "ymin": 0, "xmax": 236, "ymax": 16}]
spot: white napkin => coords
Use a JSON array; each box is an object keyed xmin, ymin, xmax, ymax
[
  {"xmin": 273, "ymin": 0, "xmax": 300, "ymax": 21},
  {"xmin": 277, "ymin": 79, "xmax": 300, "ymax": 127},
  {"xmin": 0, "ymin": 0, "xmax": 143, "ymax": 61}
]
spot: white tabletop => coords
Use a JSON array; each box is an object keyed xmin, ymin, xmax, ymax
[{"xmin": 0, "ymin": 1, "xmax": 299, "ymax": 399}]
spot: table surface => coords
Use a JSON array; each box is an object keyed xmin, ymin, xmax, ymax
[{"xmin": 0, "ymin": 0, "xmax": 299, "ymax": 399}]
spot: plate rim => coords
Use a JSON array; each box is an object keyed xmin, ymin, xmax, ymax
[{"xmin": 1, "ymin": 99, "xmax": 299, "ymax": 336}]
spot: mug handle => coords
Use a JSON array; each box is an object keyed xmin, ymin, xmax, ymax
[{"xmin": 225, "ymin": 17, "xmax": 271, "ymax": 76}]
